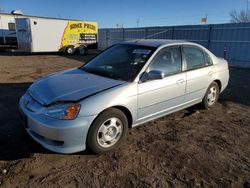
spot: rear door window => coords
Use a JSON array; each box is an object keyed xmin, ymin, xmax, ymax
[{"xmin": 183, "ymin": 47, "xmax": 205, "ymax": 70}]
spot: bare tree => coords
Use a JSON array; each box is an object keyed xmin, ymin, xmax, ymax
[{"xmin": 230, "ymin": 9, "xmax": 250, "ymax": 23}]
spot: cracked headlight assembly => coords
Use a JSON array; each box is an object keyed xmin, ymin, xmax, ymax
[{"xmin": 44, "ymin": 103, "xmax": 81, "ymax": 120}]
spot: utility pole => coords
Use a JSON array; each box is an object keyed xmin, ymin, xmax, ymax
[
  {"xmin": 247, "ymin": 0, "xmax": 249, "ymax": 12},
  {"xmin": 247, "ymin": 0, "xmax": 250, "ymax": 18},
  {"xmin": 136, "ymin": 19, "xmax": 139, "ymax": 27}
]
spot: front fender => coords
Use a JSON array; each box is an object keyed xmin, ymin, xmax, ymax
[{"xmin": 78, "ymin": 82, "xmax": 138, "ymax": 124}]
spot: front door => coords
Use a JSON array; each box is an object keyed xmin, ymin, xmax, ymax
[{"xmin": 137, "ymin": 46, "xmax": 186, "ymax": 121}]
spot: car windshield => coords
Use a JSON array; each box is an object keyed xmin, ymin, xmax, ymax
[{"xmin": 81, "ymin": 44, "xmax": 156, "ymax": 81}]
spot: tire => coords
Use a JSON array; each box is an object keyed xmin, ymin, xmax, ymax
[
  {"xmin": 87, "ymin": 108, "xmax": 128, "ymax": 154},
  {"xmin": 77, "ymin": 46, "xmax": 87, "ymax": 55},
  {"xmin": 65, "ymin": 46, "xmax": 75, "ymax": 54},
  {"xmin": 202, "ymin": 81, "xmax": 220, "ymax": 109}
]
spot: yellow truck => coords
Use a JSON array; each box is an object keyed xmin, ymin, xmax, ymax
[{"xmin": 15, "ymin": 17, "xmax": 98, "ymax": 54}]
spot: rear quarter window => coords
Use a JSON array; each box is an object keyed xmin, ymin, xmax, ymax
[{"xmin": 204, "ymin": 52, "xmax": 213, "ymax": 66}]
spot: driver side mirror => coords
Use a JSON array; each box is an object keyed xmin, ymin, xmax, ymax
[{"xmin": 140, "ymin": 70, "xmax": 165, "ymax": 82}]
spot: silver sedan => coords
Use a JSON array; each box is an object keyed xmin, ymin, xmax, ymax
[{"xmin": 19, "ymin": 39, "xmax": 229, "ymax": 154}]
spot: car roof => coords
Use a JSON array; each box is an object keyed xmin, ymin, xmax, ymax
[{"xmin": 119, "ymin": 39, "xmax": 189, "ymax": 48}]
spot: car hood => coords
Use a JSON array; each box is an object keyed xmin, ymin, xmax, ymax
[{"xmin": 28, "ymin": 68, "xmax": 125, "ymax": 106}]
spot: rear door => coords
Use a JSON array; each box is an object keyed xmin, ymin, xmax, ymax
[
  {"xmin": 182, "ymin": 46, "xmax": 215, "ymax": 102},
  {"xmin": 15, "ymin": 18, "xmax": 32, "ymax": 52}
]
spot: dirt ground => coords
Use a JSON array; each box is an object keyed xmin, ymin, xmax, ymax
[{"xmin": 0, "ymin": 51, "xmax": 249, "ymax": 188}]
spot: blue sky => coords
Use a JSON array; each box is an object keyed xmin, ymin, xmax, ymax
[{"xmin": 0, "ymin": 0, "xmax": 248, "ymax": 28}]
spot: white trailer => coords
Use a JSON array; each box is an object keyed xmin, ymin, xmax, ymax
[{"xmin": 15, "ymin": 17, "xmax": 98, "ymax": 54}]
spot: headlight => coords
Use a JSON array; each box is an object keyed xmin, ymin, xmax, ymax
[{"xmin": 43, "ymin": 103, "xmax": 81, "ymax": 120}]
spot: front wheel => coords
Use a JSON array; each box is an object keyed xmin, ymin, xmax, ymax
[
  {"xmin": 65, "ymin": 46, "xmax": 75, "ymax": 54},
  {"xmin": 202, "ymin": 82, "xmax": 220, "ymax": 109},
  {"xmin": 87, "ymin": 108, "xmax": 128, "ymax": 154}
]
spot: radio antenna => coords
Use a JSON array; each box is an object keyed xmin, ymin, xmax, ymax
[
  {"xmin": 135, "ymin": 29, "xmax": 170, "ymax": 43},
  {"xmin": 144, "ymin": 29, "xmax": 170, "ymax": 39}
]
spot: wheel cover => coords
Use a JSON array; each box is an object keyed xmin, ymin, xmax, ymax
[
  {"xmin": 97, "ymin": 117, "xmax": 123, "ymax": 148},
  {"xmin": 67, "ymin": 48, "xmax": 73, "ymax": 54},
  {"xmin": 79, "ymin": 48, "xmax": 85, "ymax": 54},
  {"xmin": 207, "ymin": 86, "xmax": 217, "ymax": 106}
]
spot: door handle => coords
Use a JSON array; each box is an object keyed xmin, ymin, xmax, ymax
[
  {"xmin": 208, "ymin": 71, "xmax": 213, "ymax": 76},
  {"xmin": 176, "ymin": 79, "xmax": 185, "ymax": 84}
]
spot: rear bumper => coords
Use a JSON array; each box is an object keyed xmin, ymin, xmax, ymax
[{"xmin": 19, "ymin": 96, "xmax": 96, "ymax": 154}]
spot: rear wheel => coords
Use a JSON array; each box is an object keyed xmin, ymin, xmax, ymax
[
  {"xmin": 87, "ymin": 108, "xmax": 128, "ymax": 154},
  {"xmin": 77, "ymin": 46, "xmax": 87, "ymax": 55},
  {"xmin": 202, "ymin": 82, "xmax": 219, "ymax": 109}
]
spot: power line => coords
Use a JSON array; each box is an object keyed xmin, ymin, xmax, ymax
[
  {"xmin": 101, "ymin": 11, "xmax": 232, "ymax": 28},
  {"xmin": 151, "ymin": 12, "xmax": 230, "ymax": 21}
]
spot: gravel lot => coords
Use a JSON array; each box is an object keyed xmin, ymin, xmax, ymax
[{"xmin": 0, "ymin": 51, "xmax": 249, "ymax": 188}]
